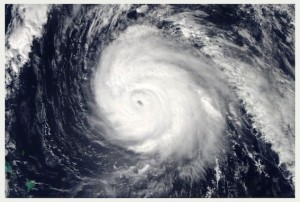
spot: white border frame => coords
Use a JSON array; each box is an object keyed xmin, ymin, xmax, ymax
[{"xmin": 1, "ymin": 1, "xmax": 298, "ymax": 201}]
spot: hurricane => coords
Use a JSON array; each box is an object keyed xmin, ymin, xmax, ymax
[{"xmin": 5, "ymin": 4, "xmax": 295, "ymax": 197}]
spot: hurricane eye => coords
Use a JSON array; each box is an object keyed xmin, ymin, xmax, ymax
[{"xmin": 137, "ymin": 100, "xmax": 143, "ymax": 106}]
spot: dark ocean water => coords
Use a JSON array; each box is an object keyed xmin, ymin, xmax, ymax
[{"xmin": 5, "ymin": 4, "xmax": 295, "ymax": 197}]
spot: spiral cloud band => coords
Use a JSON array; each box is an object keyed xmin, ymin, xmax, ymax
[{"xmin": 93, "ymin": 25, "xmax": 232, "ymax": 166}]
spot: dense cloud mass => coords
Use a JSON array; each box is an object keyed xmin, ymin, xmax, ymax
[{"xmin": 5, "ymin": 4, "xmax": 295, "ymax": 197}]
